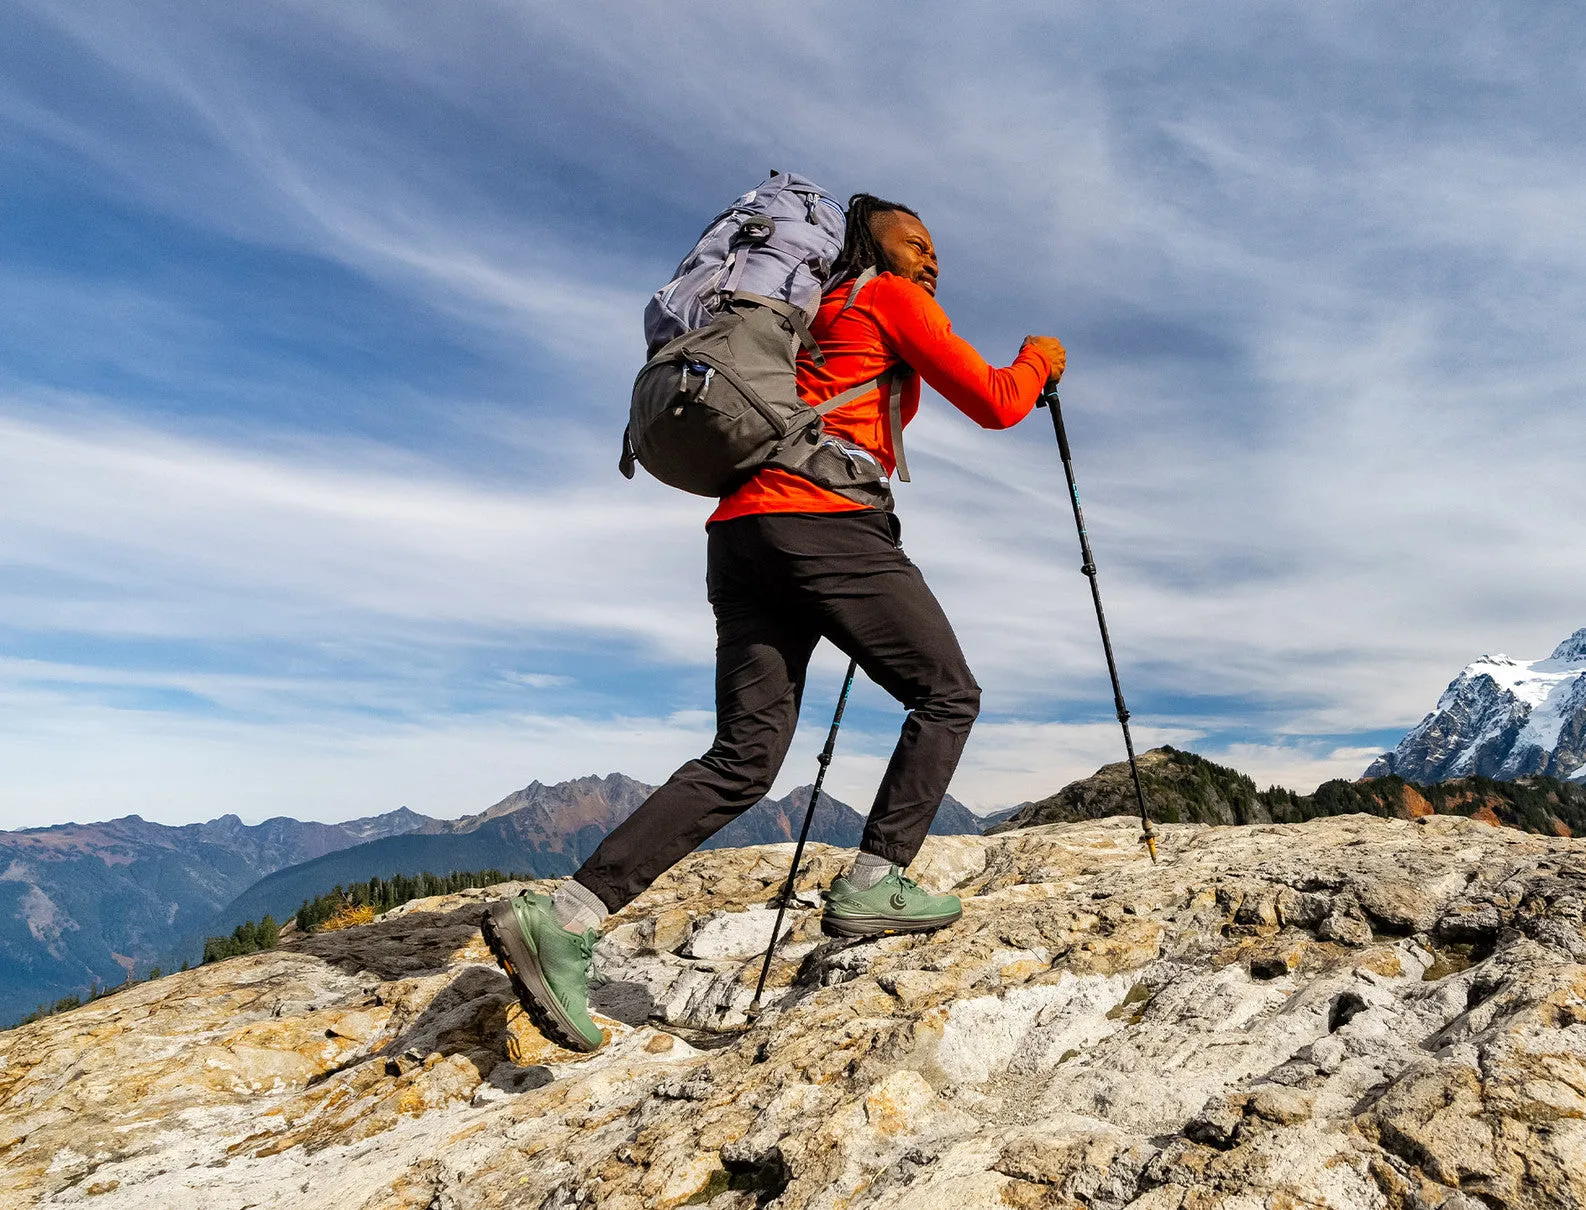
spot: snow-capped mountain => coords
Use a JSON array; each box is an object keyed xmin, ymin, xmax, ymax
[{"xmin": 1366, "ymin": 628, "xmax": 1586, "ymax": 783}]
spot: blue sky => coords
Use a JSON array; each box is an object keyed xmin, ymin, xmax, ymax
[{"xmin": 3, "ymin": 2, "xmax": 1584, "ymax": 829}]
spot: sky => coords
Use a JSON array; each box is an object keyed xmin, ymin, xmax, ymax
[{"xmin": 2, "ymin": 2, "xmax": 1584, "ymax": 830}]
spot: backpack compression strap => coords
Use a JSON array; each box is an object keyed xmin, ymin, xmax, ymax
[{"xmin": 729, "ymin": 293, "xmax": 825, "ymax": 367}]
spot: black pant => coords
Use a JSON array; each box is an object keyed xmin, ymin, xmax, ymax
[{"xmin": 574, "ymin": 511, "xmax": 980, "ymax": 911}]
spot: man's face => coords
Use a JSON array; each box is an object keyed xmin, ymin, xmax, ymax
[{"xmin": 872, "ymin": 211, "xmax": 938, "ymax": 296}]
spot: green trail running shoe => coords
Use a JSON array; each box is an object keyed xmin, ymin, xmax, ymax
[
  {"xmin": 820, "ymin": 866, "xmax": 962, "ymax": 937},
  {"xmin": 482, "ymin": 892, "xmax": 604, "ymax": 1053}
]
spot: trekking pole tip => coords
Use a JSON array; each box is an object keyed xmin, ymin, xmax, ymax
[{"xmin": 1139, "ymin": 819, "xmax": 1158, "ymax": 864}]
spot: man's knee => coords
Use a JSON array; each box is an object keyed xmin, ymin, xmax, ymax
[
  {"xmin": 698, "ymin": 731, "xmax": 791, "ymax": 805},
  {"xmin": 914, "ymin": 667, "xmax": 980, "ymax": 728},
  {"xmin": 945, "ymin": 677, "xmax": 981, "ymax": 727}
]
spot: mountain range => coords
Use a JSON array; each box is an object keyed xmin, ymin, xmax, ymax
[
  {"xmin": 207, "ymin": 775, "xmax": 987, "ymax": 940},
  {"xmin": 0, "ymin": 776, "xmax": 987, "ymax": 1024},
  {"xmin": 1367, "ymin": 627, "xmax": 1586, "ymax": 782},
  {"xmin": 0, "ymin": 808, "xmax": 429, "ymax": 1025}
]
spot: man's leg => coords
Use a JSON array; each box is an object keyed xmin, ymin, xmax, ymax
[
  {"xmin": 786, "ymin": 513, "xmax": 981, "ymax": 870},
  {"xmin": 571, "ymin": 526, "xmax": 819, "ymax": 914},
  {"xmin": 485, "ymin": 519, "xmax": 817, "ymax": 1051}
]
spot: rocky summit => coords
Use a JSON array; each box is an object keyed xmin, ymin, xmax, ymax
[{"xmin": 4, "ymin": 813, "xmax": 1586, "ymax": 1209}]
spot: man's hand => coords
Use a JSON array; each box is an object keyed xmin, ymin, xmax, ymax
[{"xmin": 1022, "ymin": 336, "xmax": 1066, "ymax": 384}]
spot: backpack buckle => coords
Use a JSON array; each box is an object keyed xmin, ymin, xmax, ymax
[{"xmin": 738, "ymin": 216, "xmax": 775, "ymax": 244}]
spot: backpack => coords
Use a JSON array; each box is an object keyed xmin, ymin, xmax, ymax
[{"xmin": 619, "ymin": 172, "xmax": 906, "ymax": 508}]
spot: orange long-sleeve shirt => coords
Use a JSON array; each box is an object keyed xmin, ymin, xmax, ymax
[{"xmin": 708, "ymin": 271, "xmax": 1053, "ymax": 524}]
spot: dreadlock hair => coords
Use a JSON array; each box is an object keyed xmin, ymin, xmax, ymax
[{"xmin": 829, "ymin": 193, "xmax": 920, "ymax": 285}]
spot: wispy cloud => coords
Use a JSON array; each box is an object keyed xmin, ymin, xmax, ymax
[
  {"xmin": 2, "ymin": 1, "xmax": 1583, "ymax": 827},
  {"xmin": 0, "ymin": 407, "xmax": 710, "ymax": 654}
]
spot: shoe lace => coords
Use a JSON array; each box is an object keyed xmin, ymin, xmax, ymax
[
  {"xmin": 894, "ymin": 872, "xmax": 924, "ymax": 894},
  {"xmin": 576, "ymin": 930, "xmax": 609, "ymax": 989}
]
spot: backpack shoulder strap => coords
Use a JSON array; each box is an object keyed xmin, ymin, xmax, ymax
[
  {"xmin": 792, "ymin": 267, "xmax": 914, "ymax": 483},
  {"xmin": 810, "ymin": 372, "xmax": 883, "ymax": 416},
  {"xmin": 807, "ymin": 366, "xmax": 913, "ymax": 484},
  {"xmin": 884, "ymin": 368, "xmax": 911, "ymax": 483},
  {"xmin": 841, "ymin": 265, "xmax": 878, "ymax": 312}
]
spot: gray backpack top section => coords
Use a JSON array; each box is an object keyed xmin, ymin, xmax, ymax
[
  {"xmin": 625, "ymin": 173, "xmax": 909, "ymax": 510},
  {"xmin": 644, "ymin": 172, "xmax": 846, "ymax": 354}
]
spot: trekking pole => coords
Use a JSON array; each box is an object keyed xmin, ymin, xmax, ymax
[
  {"xmin": 743, "ymin": 656, "xmax": 860, "ymax": 1020},
  {"xmin": 1037, "ymin": 386, "xmax": 1158, "ymax": 863}
]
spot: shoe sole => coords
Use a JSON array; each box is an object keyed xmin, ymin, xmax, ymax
[
  {"xmin": 820, "ymin": 908, "xmax": 962, "ymax": 938},
  {"xmin": 481, "ymin": 900, "xmax": 602, "ymax": 1054}
]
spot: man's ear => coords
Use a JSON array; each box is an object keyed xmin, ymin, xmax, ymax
[{"xmin": 868, "ymin": 212, "xmax": 898, "ymax": 273}]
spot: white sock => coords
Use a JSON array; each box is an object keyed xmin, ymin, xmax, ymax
[
  {"xmin": 551, "ymin": 880, "xmax": 609, "ymax": 933},
  {"xmin": 846, "ymin": 851, "xmax": 894, "ymax": 890}
]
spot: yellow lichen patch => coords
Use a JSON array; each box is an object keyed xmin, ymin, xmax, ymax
[
  {"xmin": 998, "ymin": 1177, "xmax": 1058, "ymax": 1208},
  {"xmin": 999, "ymin": 957, "xmax": 1048, "ymax": 983},
  {"xmin": 737, "ymin": 955, "xmax": 801, "ymax": 987},
  {"xmin": 247, "ymin": 1051, "xmax": 486, "ymax": 1157},
  {"xmin": 640, "ymin": 1150, "xmax": 723, "ymax": 1209},
  {"xmin": 1355, "ymin": 948, "xmax": 1404, "ymax": 979},
  {"xmin": 153, "ymin": 1041, "xmax": 324, "ymax": 1098},
  {"xmin": 879, "ymin": 968, "xmax": 959, "ymax": 1010},
  {"xmin": 502, "ymin": 1002, "xmax": 613, "ymax": 1064},
  {"xmin": 1485, "ymin": 1052, "xmax": 1586, "ymax": 1123},
  {"xmin": 320, "ymin": 904, "xmax": 377, "ymax": 932},
  {"xmin": 450, "ymin": 933, "xmax": 493, "ymax": 964},
  {"xmin": 1535, "ymin": 971, "xmax": 1586, "ymax": 1028},
  {"xmin": 216, "ymin": 1005, "xmax": 390, "ymax": 1065},
  {"xmin": 1066, "ymin": 919, "xmax": 1163, "ymax": 976},
  {"xmin": 864, "ymin": 1069, "xmax": 936, "ymax": 1137},
  {"xmin": 695, "ymin": 1106, "xmax": 754, "ymax": 1152},
  {"xmin": 1248, "ymin": 935, "xmax": 1311, "ymax": 978},
  {"xmin": 649, "ymin": 907, "xmax": 695, "ymax": 953}
]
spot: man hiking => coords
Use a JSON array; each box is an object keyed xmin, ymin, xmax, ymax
[{"xmin": 485, "ymin": 193, "xmax": 1066, "ymax": 1052}]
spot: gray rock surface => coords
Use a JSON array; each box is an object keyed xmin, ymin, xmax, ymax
[{"xmin": 3, "ymin": 814, "xmax": 1586, "ymax": 1208}]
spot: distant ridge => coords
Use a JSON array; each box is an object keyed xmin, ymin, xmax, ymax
[{"xmin": 993, "ymin": 745, "xmax": 1586, "ymax": 838}]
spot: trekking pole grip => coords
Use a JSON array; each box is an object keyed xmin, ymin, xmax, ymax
[{"xmin": 1039, "ymin": 385, "xmax": 1075, "ymax": 463}]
